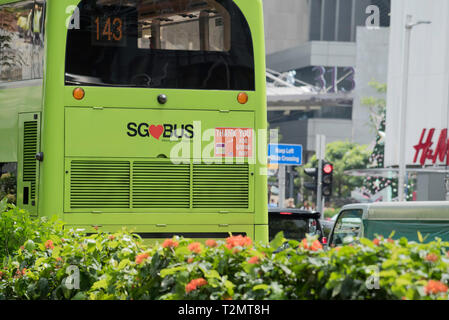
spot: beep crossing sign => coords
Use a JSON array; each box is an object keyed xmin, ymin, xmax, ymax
[{"xmin": 268, "ymin": 144, "xmax": 303, "ymax": 166}]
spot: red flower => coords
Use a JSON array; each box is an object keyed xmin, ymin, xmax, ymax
[
  {"xmin": 425, "ymin": 253, "xmax": 439, "ymax": 263},
  {"xmin": 185, "ymin": 282, "xmax": 196, "ymax": 293},
  {"xmin": 187, "ymin": 257, "xmax": 194, "ymax": 264},
  {"xmin": 311, "ymin": 240, "xmax": 323, "ymax": 251},
  {"xmin": 387, "ymin": 238, "xmax": 394, "ymax": 244},
  {"xmin": 135, "ymin": 252, "xmax": 150, "ymax": 265},
  {"xmin": 205, "ymin": 239, "xmax": 217, "ymax": 248},
  {"xmin": 425, "ymin": 280, "xmax": 448, "ymax": 295},
  {"xmin": 45, "ymin": 240, "xmax": 54, "ymax": 250},
  {"xmin": 248, "ymin": 256, "xmax": 260, "ymax": 264},
  {"xmin": 20, "ymin": 246, "xmax": 24, "ymax": 250},
  {"xmin": 185, "ymin": 278, "xmax": 208, "ymax": 293},
  {"xmin": 188, "ymin": 242, "xmax": 202, "ymax": 254},
  {"xmin": 108, "ymin": 235, "xmax": 115, "ymax": 240},
  {"xmin": 301, "ymin": 238, "xmax": 309, "ymax": 249},
  {"xmin": 14, "ymin": 268, "xmax": 26, "ymax": 278},
  {"xmin": 373, "ymin": 238, "xmax": 380, "ymax": 246},
  {"xmin": 162, "ymin": 239, "xmax": 179, "ymax": 249},
  {"xmin": 226, "ymin": 235, "xmax": 252, "ymax": 249},
  {"xmin": 0, "ymin": 271, "xmax": 3, "ymax": 279},
  {"xmin": 301, "ymin": 239, "xmax": 323, "ymax": 251}
]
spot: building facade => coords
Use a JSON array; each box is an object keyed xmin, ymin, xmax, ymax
[
  {"xmin": 384, "ymin": 0, "xmax": 449, "ymax": 200},
  {"xmin": 263, "ymin": 0, "xmax": 391, "ymax": 162}
]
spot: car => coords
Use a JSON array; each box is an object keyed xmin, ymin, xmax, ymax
[
  {"xmin": 320, "ymin": 214, "xmax": 338, "ymax": 237},
  {"xmin": 327, "ymin": 201, "xmax": 449, "ymax": 247},
  {"xmin": 268, "ymin": 208, "xmax": 325, "ymax": 243}
]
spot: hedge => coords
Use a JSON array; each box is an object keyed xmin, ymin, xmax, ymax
[{"xmin": 1, "ymin": 201, "xmax": 449, "ymax": 300}]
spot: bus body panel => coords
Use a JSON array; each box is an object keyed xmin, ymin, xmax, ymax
[{"xmin": 1, "ymin": 0, "xmax": 268, "ymax": 243}]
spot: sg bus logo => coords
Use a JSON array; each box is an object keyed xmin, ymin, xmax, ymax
[{"xmin": 127, "ymin": 122, "xmax": 195, "ymax": 140}]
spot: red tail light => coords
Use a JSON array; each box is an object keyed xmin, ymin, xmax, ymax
[
  {"xmin": 322, "ymin": 237, "xmax": 328, "ymax": 245},
  {"xmin": 280, "ymin": 212, "xmax": 292, "ymax": 215}
]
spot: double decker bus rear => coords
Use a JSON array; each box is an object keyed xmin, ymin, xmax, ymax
[{"xmin": 39, "ymin": 0, "xmax": 268, "ymax": 242}]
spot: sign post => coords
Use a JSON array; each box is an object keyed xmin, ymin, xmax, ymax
[{"xmin": 268, "ymin": 144, "xmax": 303, "ymax": 208}]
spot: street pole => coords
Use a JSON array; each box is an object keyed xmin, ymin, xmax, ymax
[
  {"xmin": 445, "ymin": 173, "xmax": 449, "ymax": 201},
  {"xmin": 316, "ymin": 135, "xmax": 325, "ymax": 218},
  {"xmin": 279, "ymin": 164, "xmax": 285, "ymax": 208},
  {"xmin": 398, "ymin": 15, "xmax": 431, "ymax": 201}
]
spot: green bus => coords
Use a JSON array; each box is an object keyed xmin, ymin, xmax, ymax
[{"xmin": 0, "ymin": 0, "xmax": 268, "ymax": 243}]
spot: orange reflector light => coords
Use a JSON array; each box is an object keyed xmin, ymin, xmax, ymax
[
  {"xmin": 237, "ymin": 92, "xmax": 248, "ymax": 104},
  {"xmin": 73, "ymin": 87, "xmax": 85, "ymax": 100}
]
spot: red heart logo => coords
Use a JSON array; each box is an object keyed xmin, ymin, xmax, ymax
[{"xmin": 149, "ymin": 125, "xmax": 164, "ymax": 140}]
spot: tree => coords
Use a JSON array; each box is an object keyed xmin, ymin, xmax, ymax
[{"xmin": 361, "ymin": 81, "xmax": 415, "ymax": 200}]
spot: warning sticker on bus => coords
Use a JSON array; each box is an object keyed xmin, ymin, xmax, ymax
[{"xmin": 215, "ymin": 128, "xmax": 253, "ymax": 158}]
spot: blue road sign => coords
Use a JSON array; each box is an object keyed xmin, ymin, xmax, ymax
[{"xmin": 268, "ymin": 144, "xmax": 303, "ymax": 165}]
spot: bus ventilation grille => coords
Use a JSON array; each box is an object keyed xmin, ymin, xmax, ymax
[
  {"xmin": 193, "ymin": 164, "xmax": 249, "ymax": 208},
  {"xmin": 69, "ymin": 161, "xmax": 249, "ymax": 210},
  {"xmin": 23, "ymin": 121, "xmax": 38, "ymax": 200},
  {"xmin": 70, "ymin": 161, "xmax": 130, "ymax": 208},
  {"xmin": 132, "ymin": 162, "xmax": 190, "ymax": 208}
]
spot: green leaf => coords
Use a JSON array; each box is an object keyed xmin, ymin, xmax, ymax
[
  {"xmin": 35, "ymin": 257, "xmax": 46, "ymax": 267},
  {"xmin": 253, "ymin": 284, "xmax": 269, "ymax": 291},
  {"xmin": 160, "ymin": 266, "xmax": 186, "ymax": 278},
  {"xmin": 118, "ymin": 259, "xmax": 130, "ymax": 270},
  {"xmin": 204, "ymin": 269, "xmax": 221, "ymax": 280},
  {"xmin": 24, "ymin": 239, "xmax": 35, "ymax": 251},
  {"xmin": 379, "ymin": 269, "xmax": 398, "ymax": 278},
  {"xmin": 417, "ymin": 231, "xmax": 424, "ymax": 243},
  {"xmin": 269, "ymin": 231, "xmax": 285, "ymax": 249},
  {"xmin": 360, "ymin": 238, "xmax": 375, "ymax": 248},
  {"xmin": 71, "ymin": 292, "xmax": 87, "ymax": 300},
  {"xmin": 92, "ymin": 279, "xmax": 108, "ymax": 290},
  {"xmin": 174, "ymin": 246, "xmax": 191, "ymax": 256},
  {"xmin": 395, "ymin": 277, "xmax": 411, "ymax": 287}
]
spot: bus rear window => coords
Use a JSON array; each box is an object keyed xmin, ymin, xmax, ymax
[{"xmin": 65, "ymin": 0, "xmax": 255, "ymax": 90}]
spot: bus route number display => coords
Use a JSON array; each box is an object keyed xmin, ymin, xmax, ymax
[{"xmin": 92, "ymin": 15, "xmax": 126, "ymax": 46}]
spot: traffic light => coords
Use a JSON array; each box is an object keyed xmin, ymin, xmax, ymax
[
  {"xmin": 303, "ymin": 167, "xmax": 318, "ymax": 192},
  {"xmin": 321, "ymin": 162, "xmax": 334, "ymax": 198}
]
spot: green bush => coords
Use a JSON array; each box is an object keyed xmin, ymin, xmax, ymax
[
  {"xmin": 1, "ymin": 208, "xmax": 449, "ymax": 300},
  {"xmin": 0, "ymin": 173, "xmax": 16, "ymax": 204},
  {"xmin": 0, "ymin": 199, "xmax": 63, "ymax": 261}
]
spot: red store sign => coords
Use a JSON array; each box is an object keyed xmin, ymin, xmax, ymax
[{"xmin": 413, "ymin": 128, "xmax": 449, "ymax": 165}]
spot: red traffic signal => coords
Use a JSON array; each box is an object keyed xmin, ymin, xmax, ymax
[
  {"xmin": 321, "ymin": 162, "xmax": 333, "ymax": 198},
  {"xmin": 323, "ymin": 163, "xmax": 333, "ymax": 174}
]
